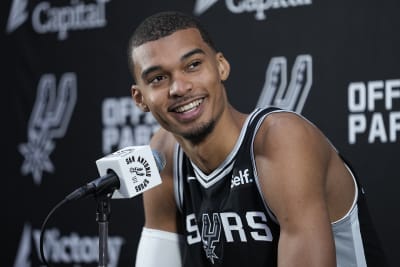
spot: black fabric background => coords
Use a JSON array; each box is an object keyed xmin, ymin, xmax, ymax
[{"xmin": 2, "ymin": 1, "xmax": 398, "ymax": 266}]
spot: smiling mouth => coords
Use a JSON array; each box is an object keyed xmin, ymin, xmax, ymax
[{"xmin": 174, "ymin": 98, "xmax": 204, "ymax": 113}]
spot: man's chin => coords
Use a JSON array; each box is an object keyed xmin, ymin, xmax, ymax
[{"xmin": 182, "ymin": 121, "xmax": 215, "ymax": 145}]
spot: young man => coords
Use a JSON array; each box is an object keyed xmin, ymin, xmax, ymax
[{"xmin": 128, "ymin": 11, "xmax": 387, "ymax": 267}]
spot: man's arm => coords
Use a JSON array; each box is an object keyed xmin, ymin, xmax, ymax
[
  {"xmin": 136, "ymin": 128, "xmax": 184, "ymax": 267},
  {"xmin": 255, "ymin": 112, "xmax": 336, "ymax": 267},
  {"xmin": 143, "ymin": 128, "xmax": 180, "ymax": 232}
]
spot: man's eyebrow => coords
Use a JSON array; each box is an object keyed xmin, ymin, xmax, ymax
[
  {"xmin": 181, "ymin": 48, "xmax": 205, "ymax": 61},
  {"xmin": 141, "ymin": 65, "xmax": 161, "ymax": 80},
  {"xmin": 140, "ymin": 49, "xmax": 206, "ymax": 80}
]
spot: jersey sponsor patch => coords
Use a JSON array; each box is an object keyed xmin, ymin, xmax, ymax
[{"xmin": 231, "ymin": 168, "xmax": 253, "ymax": 188}]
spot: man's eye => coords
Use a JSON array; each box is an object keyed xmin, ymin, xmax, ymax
[
  {"xmin": 188, "ymin": 61, "xmax": 201, "ymax": 70},
  {"xmin": 149, "ymin": 75, "xmax": 165, "ymax": 84}
]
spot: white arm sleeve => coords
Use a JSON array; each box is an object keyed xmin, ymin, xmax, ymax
[{"xmin": 135, "ymin": 227, "xmax": 185, "ymax": 267}]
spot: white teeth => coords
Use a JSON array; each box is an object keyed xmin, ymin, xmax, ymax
[{"xmin": 175, "ymin": 99, "xmax": 203, "ymax": 113}]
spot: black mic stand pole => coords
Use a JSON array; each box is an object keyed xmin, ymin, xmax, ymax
[{"xmin": 96, "ymin": 193, "xmax": 112, "ymax": 267}]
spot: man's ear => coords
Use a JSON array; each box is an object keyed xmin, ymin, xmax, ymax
[
  {"xmin": 131, "ymin": 85, "xmax": 150, "ymax": 112},
  {"xmin": 217, "ymin": 52, "xmax": 230, "ymax": 82}
]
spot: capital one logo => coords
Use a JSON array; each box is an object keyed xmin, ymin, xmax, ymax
[
  {"xmin": 19, "ymin": 73, "xmax": 77, "ymax": 185},
  {"xmin": 6, "ymin": 0, "xmax": 110, "ymax": 40},
  {"xmin": 194, "ymin": 0, "xmax": 312, "ymax": 20},
  {"xmin": 257, "ymin": 55, "xmax": 313, "ymax": 113}
]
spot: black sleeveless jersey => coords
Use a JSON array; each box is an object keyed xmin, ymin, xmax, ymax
[
  {"xmin": 173, "ymin": 107, "xmax": 280, "ymax": 267},
  {"xmin": 173, "ymin": 107, "xmax": 388, "ymax": 267}
]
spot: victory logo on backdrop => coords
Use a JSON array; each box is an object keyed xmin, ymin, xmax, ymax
[
  {"xmin": 19, "ymin": 73, "xmax": 77, "ymax": 185},
  {"xmin": 13, "ymin": 223, "xmax": 124, "ymax": 267},
  {"xmin": 257, "ymin": 55, "xmax": 313, "ymax": 113}
]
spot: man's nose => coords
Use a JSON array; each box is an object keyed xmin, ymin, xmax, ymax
[{"xmin": 169, "ymin": 74, "xmax": 192, "ymax": 96}]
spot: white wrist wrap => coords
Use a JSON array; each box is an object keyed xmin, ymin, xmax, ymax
[{"xmin": 135, "ymin": 227, "xmax": 185, "ymax": 267}]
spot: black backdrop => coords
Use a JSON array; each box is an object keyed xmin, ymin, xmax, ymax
[{"xmin": 2, "ymin": 1, "xmax": 399, "ymax": 266}]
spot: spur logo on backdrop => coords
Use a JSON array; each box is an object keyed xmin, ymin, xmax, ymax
[
  {"xmin": 347, "ymin": 79, "xmax": 400, "ymax": 144},
  {"xmin": 194, "ymin": 0, "xmax": 312, "ymax": 20},
  {"xmin": 6, "ymin": 0, "xmax": 110, "ymax": 40},
  {"xmin": 19, "ymin": 73, "xmax": 77, "ymax": 185},
  {"xmin": 257, "ymin": 54, "xmax": 313, "ymax": 113}
]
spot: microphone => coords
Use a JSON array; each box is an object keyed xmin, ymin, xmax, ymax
[{"xmin": 65, "ymin": 145, "xmax": 165, "ymax": 201}]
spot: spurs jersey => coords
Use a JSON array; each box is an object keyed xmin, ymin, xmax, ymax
[{"xmin": 173, "ymin": 107, "xmax": 387, "ymax": 267}]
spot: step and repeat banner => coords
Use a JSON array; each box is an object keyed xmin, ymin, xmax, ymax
[{"xmin": 2, "ymin": 0, "xmax": 399, "ymax": 266}]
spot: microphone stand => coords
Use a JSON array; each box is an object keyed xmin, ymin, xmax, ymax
[{"xmin": 96, "ymin": 193, "xmax": 112, "ymax": 267}]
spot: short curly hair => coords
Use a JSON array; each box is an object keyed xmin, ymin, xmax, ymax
[{"xmin": 127, "ymin": 11, "xmax": 217, "ymax": 80}]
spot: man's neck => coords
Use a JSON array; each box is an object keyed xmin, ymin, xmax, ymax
[{"xmin": 176, "ymin": 107, "xmax": 247, "ymax": 174}]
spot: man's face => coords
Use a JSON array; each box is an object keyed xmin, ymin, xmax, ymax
[{"xmin": 131, "ymin": 28, "xmax": 230, "ymax": 142}]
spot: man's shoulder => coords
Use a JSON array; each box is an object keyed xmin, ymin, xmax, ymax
[
  {"xmin": 258, "ymin": 109, "xmax": 310, "ymax": 133},
  {"xmin": 254, "ymin": 109, "xmax": 326, "ymax": 154},
  {"xmin": 150, "ymin": 128, "xmax": 177, "ymax": 165}
]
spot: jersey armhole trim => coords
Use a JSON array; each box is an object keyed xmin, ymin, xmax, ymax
[{"xmin": 173, "ymin": 144, "xmax": 183, "ymax": 213}]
